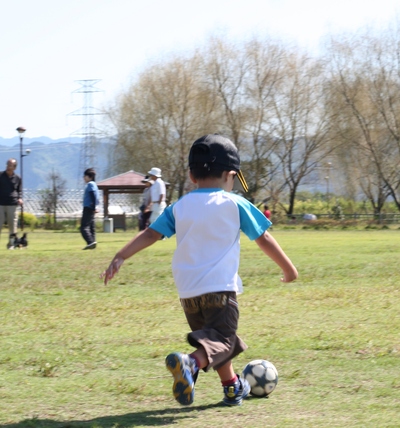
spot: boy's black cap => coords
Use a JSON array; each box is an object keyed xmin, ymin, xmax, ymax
[{"xmin": 188, "ymin": 134, "xmax": 248, "ymax": 192}]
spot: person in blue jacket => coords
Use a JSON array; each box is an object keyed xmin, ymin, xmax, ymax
[{"xmin": 80, "ymin": 168, "xmax": 99, "ymax": 250}]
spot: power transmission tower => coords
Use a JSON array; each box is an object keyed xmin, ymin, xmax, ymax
[{"xmin": 70, "ymin": 79, "xmax": 104, "ymax": 185}]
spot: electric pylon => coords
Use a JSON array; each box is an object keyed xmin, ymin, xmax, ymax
[{"xmin": 70, "ymin": 79, "xmax": 104, "ymax": 184}]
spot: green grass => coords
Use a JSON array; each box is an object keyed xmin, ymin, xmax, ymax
[{"xmin": 0, "ymin": 229, "xmax": 399, "ymax": 427}]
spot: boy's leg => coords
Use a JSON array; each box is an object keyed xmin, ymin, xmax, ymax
[
  {"xmin": 189, "ymin": 347, "xmax": 208, "ymax": 370},
  {"xmin": 165, "ymin": 303, "xmax": 208, "ymax": 406},
  {"xmin": 216, "ymin": 360, "xmax": 236, "ymax": 383},
  {"xmin": 80, "ymin": 209, "xmax": 91, "ymax": 244},
  {"xmin": 183, "ymin": 292, "xmax": 250, "ymax": 406},
  {"xmin": 89, "ymin": 213, "xmax": 96, "ymax": 243},
  {"xmin": 165, "ymin": 346, "xmax": 208, "ymax": 406},
  {"xmin": 217, "ymin": 360, "xmax": 251, "ymax": 406},
  {"xmin": 80, "ymin": 208, "xmax": 96, "ymax": 248},
  {"xmin": 185, "ymin": 293, "xmax": 247, "ymax": 371},
  {"xmin": 165, "ymin": 352, "xmax": 199, "ymax": 406},
  {"xmin": 168, "ymin": 292, "xmax": 249, "ymax": 406},
  {"xmin": 181, "ymin": 350, "xmax": 250, "ymax": 406}
]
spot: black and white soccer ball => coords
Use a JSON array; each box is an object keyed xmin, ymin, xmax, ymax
[{"xmin": 242, "ymin": 359, "xmax": 278, "ymax": 397}]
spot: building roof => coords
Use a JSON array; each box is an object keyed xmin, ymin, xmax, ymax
[{"xmin": 97, "ymin": 170, "xmax": 146, "ymax": 190}]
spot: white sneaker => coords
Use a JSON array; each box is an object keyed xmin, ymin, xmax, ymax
[{"xmin": 83, "ymin": 242, "xmax": 97, "ymax": 250}]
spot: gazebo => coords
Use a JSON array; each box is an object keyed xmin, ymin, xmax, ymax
[
  {"xmin": 97, "ymin": 170, "xmax": 147, "ymax": 230},
  {"xmin": 97, "ymin": 170, "xmax": 170, "ymax": 231}
]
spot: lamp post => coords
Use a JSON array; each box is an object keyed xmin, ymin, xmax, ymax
[
  {"xmin": 325, "ymin": 162, "xmax": 332, "ymax": 213},
  {"xmin": 16, "ymin": 126, "xmax": 30, "ymax": 231}
]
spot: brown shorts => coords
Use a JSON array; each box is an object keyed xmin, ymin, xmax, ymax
[{"xmin": 180, "ymin": 291, "xmax": 247, "ymax": 372}]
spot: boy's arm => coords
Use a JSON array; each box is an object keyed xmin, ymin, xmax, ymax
[
  {"xmin": 255, "ymin": 231, "xmax": 298, "ymax": 283},
  {"xmin": 101, "ymin": 227, "xmax": 162, "ymax": 285},
  {"xmin": 89, "ymin": 190, "xmax": 96, "ymax": 210}
]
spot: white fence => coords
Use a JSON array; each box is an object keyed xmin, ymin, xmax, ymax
[{"xmin": 23, "ymin": 189, "xmax": 140, "ymax": 219}]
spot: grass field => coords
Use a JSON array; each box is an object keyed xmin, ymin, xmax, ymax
[{"xmin": 0, "ymin": 229, "xmax": 399, "ymax": 427}]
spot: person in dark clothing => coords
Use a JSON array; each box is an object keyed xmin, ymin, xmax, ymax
[
  {"xmin": 139, "ymin": 177, "xmax": 153, "ymax": 231},
  {"xmin": 0, "ymin": 158, "xmax": 22, "ymax": 249},
  {"xmin": 80, "ymin": 168, "xmax": 100, "ymax": 250}
]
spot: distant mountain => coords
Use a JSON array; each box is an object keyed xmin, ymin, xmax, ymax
[
  {"xmin": 0, "ymin": 137, "xmax": 114, "ymax": 190},
  {"xmin": 0, "ymin": 136, "xmax": 83, "ymax": 147}
]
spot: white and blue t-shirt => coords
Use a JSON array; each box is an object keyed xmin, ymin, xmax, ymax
[{"xmin": 150, "ymin": 189, "xmax": 272, "ymax": 299}]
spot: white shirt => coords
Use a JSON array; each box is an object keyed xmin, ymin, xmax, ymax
[
  {"xmin": 150, "ymin": 179, "xmax": 166, "ymax": 203},
  {"xmin": 150, "ymin": 189, "xmax": 271, "ymax": 298}
]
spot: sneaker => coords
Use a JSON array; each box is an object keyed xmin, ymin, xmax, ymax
[
  {"xmin": 223, "ymin": 375, "xmax": 251, "ymax": 406},
  {"xmin": 165, "ymin": 352, "xmax": 197, "ymax": 405},
  {"xmin": 83, "ymin": 242, "xmax": 97, "ymax": 250},
  {"xmin": 7, "ymin": 234, "xmax": 16, "ymax": 249}
]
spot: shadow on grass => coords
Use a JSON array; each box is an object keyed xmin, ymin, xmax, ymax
[{"xmin": 0, "ymin": 403, "xmax": 225, "ymax": 428}]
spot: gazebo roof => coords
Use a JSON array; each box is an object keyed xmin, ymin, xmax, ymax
[
  {"xmin": 97, "ymin": 170, "xmax": 169, "ymax": 218},
  {"xmin": 97, "ymin": 170, "xmax": 147, "ymax": 190}
]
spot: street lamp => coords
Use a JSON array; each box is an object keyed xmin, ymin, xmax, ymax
[
  {"xmin": 16, "ymin": 126, "xmax": 30, "ymax": 231},
  {"xmin": 325, "ymin": 162, "xmax": 332, "ymax": 213}
]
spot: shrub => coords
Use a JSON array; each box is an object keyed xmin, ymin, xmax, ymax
[{"xmin": 19, "ymin": 212, "xmax": 38, "ymax": 229}]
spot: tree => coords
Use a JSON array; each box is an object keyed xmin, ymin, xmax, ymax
[
  {"xmin": 326, "ymin": 26, "xmax": 400, "ymax": 213},
  {"xmin": 105, "ymin": 53, "xmax": 217, "ymax": 201},
  {"xmin": 102, "ymin": 19, "xmax": 400, "ymax": 218},
  {"xmin": 240, "ymin": 38, "xmax": 287, "ymax": 199},
  {"xmin": 39, "ymin": 170, "xmax": 66, "ymax": 224},
  {"xmin": 269, "ymin": 52, "xmax": 335, "ymax": 215},
  {"xmin": 203, "ymin": 37, "xmax": 250, "ymax": 148},
  {"xmin": 202, "ymin": 37, "xmax": 289, "ymax": 200}
]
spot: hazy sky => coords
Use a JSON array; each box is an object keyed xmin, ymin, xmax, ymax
[{"xmin": 0, "ymin": 0, "xmax": 399, "ymax": 139}]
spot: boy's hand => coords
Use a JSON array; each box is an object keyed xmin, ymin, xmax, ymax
[
  {"xmin": 255, "ymin": 232, "xmax": 298, "ymax": 284},
  {"xmin": 100, "ymin": 256, "xmax": 124, "ymax": 285},
  {"xmin": 280, "ymin": 267, "xmax": 298, "ymax": 283},
  {"xmin": 99, "ymin": 228, "xmax": 161, "ymax": 285}
]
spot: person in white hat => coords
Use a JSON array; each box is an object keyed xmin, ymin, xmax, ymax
[{"xmin": 147, "ymin": 167, "xmax": 166, "ymax": 224}]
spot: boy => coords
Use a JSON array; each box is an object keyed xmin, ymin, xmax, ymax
[
  {"xmin": 101, "ymin": 134, "xmax": 298, "ymax": 406},
  {"xmin": 80, "ymin": 168, "xmax": 100, "ymax": 250}
]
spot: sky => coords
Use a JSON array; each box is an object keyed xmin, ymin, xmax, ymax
[{"xmin": 0, "ymin": 0, "xmax": 399, "ymax": 140}]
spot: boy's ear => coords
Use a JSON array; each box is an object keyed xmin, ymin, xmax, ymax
[
  {"xmin": 188, "ymin": 170, "xmax": 197, "ymax": 184},
  {"xmin": 220, "ymin": 170, "xmax": 227, "ymax": 182},
  {"xmin": 224, "ymin": 170, "xmax": 236, "ymax": 181}
]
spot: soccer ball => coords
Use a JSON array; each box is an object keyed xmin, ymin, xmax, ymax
[{"xmin": 242, "ymin": 359, "xmax": 278, "ymax": 397}]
